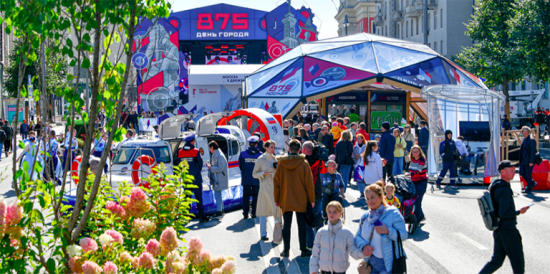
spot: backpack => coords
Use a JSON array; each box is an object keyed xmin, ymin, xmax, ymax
[
  {"xmin": 0, "ymin": 130, "xmax": 5, "ymax": 142},
  {"xmin": 2, "ymin": 126, "xmax": 11, "ymax": 139},
  {"xmin": 478, "ymin": 179, "xmax": 505, "ymax": 231}
]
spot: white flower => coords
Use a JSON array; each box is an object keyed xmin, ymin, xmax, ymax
[
  {"xmin": 99, "ymin": 234, "xmax": 114, "ymax": 247},
  {"xmin": 67, "ymin": 244, "xmax": 82, "ymax": 257}
]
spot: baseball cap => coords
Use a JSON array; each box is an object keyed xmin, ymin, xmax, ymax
[{"xmin": 498, "ymin": 160, "xmax": 516, "ymax": 171}]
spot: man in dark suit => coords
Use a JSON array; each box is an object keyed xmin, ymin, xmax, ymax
[
  {"xmin": 418, "ymin": 120, "xmax": 429, "ymax": 157},
  {"xmin": 519, "ymin": 126, "xmax": 537, "ymax": 193}
]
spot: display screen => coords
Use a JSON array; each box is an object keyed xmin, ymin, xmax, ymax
[{"xmin": 459, "ymin": 121, "xmax": 491, "ymax": 142}]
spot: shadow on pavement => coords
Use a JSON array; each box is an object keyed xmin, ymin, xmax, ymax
[
  {"xmin": 521, "ymin": 193, "xmax": 548, "ymax": 203},
  {"xmin": 226, "ymin": 218, "xmax": 255, "ymax": 233},
  {"xmin": 409, "ymin": 225, "xmax": 430, "ymax": 242},
  {"xmin": 3, "ymin": 189, "xmax": 16, "ymax": 199},
  {"xmin": 240, "ymin": 241, "xmax": 262, "ymax": 261}
]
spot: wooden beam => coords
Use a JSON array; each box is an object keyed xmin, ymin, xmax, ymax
[{"xmin": 405, "ymin": 91, "xmax": 410, "ymax": 124}]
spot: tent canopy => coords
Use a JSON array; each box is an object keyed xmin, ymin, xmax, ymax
[{"xmin": 244, "ymin": 33, "xmax": 487, "ymax": 119}]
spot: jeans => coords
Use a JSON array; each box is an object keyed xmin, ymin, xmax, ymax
[
  {"xmin": 339, "ymin": 164, "xmax": 352, "ymax": 192},
  {"xmin": 306, "ymin": 197, "xmax": 322, "ymax": 248},
  {"xmin": 322, "ymin": 193, "xmax": 342, "ymax": 219},
  {"xmin": 214, "ymin": 190, "xmax": 223, "ymax": 212},
  {"xmin": 519, "ymin": 165, "xmax": 535, "ymax": 190},
  {"xmin": 480, "ymin": 226, "xmax": 524, "ymax": 274},
  {"xmin": 383, "ymin": 162, "xmax": 394, "ymax": 183},
  {"xmin": 369, "ymin": 256, "xmax": 387, "ymax": 274},
  {"xmin": 0, "ymin": 143, "xmax": 3, "ymax": 160},
  {"xmin": 260, "ymin": 216, "xmax": 281, "ymax": 238},
  {"xmin": 62, "ymin": 149, "xmax": 75, "ymax": 174},
  {"xmin": 242, "ymin": 185, "xmax": 259, "ymax": 217},
  {"xmin": 283, "ymin": 211, "xmax": 307, "ymax": 252},
  {"xmin": 436, "ymin": 161, "xmax": 457, "ymax": 185},
  {"xmin": 22, "ymin": 133, "xmax": 28, "ymax": 140},
  {"xmin": 414, "ymin": 179, "xmax": 428, "ymax": 221},
  {"xmin": 393, "ymin": 157, "xmax": 404, "ymax": 175}
]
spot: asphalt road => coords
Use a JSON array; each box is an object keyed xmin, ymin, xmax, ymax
[{"xmin": 2, "ymin": 145, "xmax": 550, "ymax": 274}]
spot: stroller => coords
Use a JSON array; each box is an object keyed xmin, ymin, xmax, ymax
[{"xmin": 393, "ymin": 175, "xmax": 418, "ymax": 234}]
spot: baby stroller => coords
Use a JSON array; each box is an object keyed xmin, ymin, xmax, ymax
[{"xmin": 393, "ymin": 175, "xmax": 417, "ymax": 234}]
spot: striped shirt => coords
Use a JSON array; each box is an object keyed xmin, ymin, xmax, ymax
[{"xmin": 409, "ymin": 157, "xmax": 427, "ymax": 182}]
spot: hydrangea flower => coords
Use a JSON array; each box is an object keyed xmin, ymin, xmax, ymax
[
  {"xmin": 138, "ymin": 251, "xmax": 156, "ymax": 269},
  {"xmin": 146, "ymin": 239, "xmax": 161, "ymax": 257},
  {"xmin": 98, "ymin": 234, "xmax": 114, "ymax": 248},
  {"xmin": 0, "ymin": 196, "xmax": 6, "ymax": 236},
  {"xmin": 79, "ymin": 237, "xmax": 98, "ymax": 254},
  {"xmin": 67, "ymin": 244, "xmax": 82, "ymax": 258},
  {"xmin": 130, "ymin": 218, "xmax": 156, "ymax": 239},
  {"xmin": 69, "ymin": 256, "xmax": 83, "ymax": 273},
  {"xmin": 127, "ymin": 187, "xmax": 151, "ymax": 217},
  {"xmin": 220, "ymin": 260, "xmax": 237, "ymax": 274},
  {"xmin": 165, "ymin": 250, "xmax": 183, "ymax": 272},
  {"xmin": 106, "ymin": 201, "xmax": 127, "ymax": 220},
  {"xmin": 105, "ymin": 230, "xmax": 123, "ymax": 245},
  {"xmin": 197, "ymin": 249, "xmax": 212, "ymax": 272},
  {"xmin": 103, "ymin": 261, "xmax": 118, "ymax": 274},
  {"xmin": 160, "ymin": 227, "xmax": 178, "ymax": 255},
  {"xmin": 82, "ymin": 261, "xmax": 102, "ymax": 274},
  {"xmin": 209, "ymin": 255, "xmax": 227, "ymax": 271},
  {"xmin": 120, "ymin": 251, "xmax": 133, "ymax": 263}
]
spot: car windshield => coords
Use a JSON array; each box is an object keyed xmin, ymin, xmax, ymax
[{"xmin": 113, "ymin": 146, "xmax": 171, "ymax": 165}]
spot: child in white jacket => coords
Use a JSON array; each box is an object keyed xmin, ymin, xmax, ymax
[{"xmin": 310, "ymin": 201, "xmax": 365, "ymax": 274}]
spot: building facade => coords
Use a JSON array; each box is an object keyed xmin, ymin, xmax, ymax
[{"xmin": 335, "ymin": 0, "xmax": 473, "ymax": 58}]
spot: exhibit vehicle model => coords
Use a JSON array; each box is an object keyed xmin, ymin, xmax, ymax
[{"xmin": 64, "ymin": 108, "xmax": 284, "ymax": 216}]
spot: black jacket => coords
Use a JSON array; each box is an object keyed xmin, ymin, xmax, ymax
[
  {"xmin": 520, "ymin": 135, "xmax": 536, "ymax": 166},
  {"xmin": 490, "ymin": 180, "xmax": 519, "ymax": 227},
  {"xmin": 319, "ymin": 132, "xmax": 334, "ymax": 155},
  {"xmin": 335, "ymin": 140, "xmax": 353, "ymax": 165}
]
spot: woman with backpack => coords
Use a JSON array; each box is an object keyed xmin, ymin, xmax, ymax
[
  {"xmin": 335, "ymin": 130, "xmax": 354, "ymax": 192},
  {"xmin": 355, "ymin": 184, "xmax": 408, "ymax": 274}
]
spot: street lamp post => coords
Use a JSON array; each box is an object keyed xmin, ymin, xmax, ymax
[
  {"xmin": 344, "ymin": 14, "xmax": 349, "ymax": 36},
  {"xmin": 0, "ymin": 61, "xmax": 4, "ymax": 120}
]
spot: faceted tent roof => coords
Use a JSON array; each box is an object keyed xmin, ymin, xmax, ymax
[{"xmin": 245, "ymin": 33, "xmax": 487, "ymax": 118}]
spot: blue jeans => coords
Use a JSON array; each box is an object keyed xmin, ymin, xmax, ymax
[
  {"xmin": 520, "ymin": 164, "xmax": 535, "ymax": 189},
  {"xmin": 339, "ymin": 164, "xmax": 352, "ymax": 192},
  {"xmin": 214, "ymin": 190, "xmax": 223, "ymax": 212},
  {"xmin": 393, "ymin": 157, "xmax": 404, "ymax": 175},
  {"xmin": 0, "ymin": 143, "xmax": 3, "ymax": 159},
  {"xmin": 357, "ymin": 180, "xmax": 366, "ymax": 197},
  {"xmin": 414, "ymin": 179, "xmax": 428, "ymax": 221},
  {"xmin": 260, "ymin": 216, "xmax": 281, "ymax": 238},
  {"xmin": 306, "ymin": 197, "xmax": 322, "ymax": 248},
  {"xmin": 369, "ymin": 256, "xmax": 387, "ymax": 274}
]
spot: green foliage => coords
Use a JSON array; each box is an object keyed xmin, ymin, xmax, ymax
[
  {"xmin": 456, "ymin": 0, "xmax": 525, "ymax": 96},
  {"xmin": 509, "ymin": 0, "xmax": 550, "ymax": 84}
]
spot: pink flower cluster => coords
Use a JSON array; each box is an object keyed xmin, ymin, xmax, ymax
[
  {"xmin": 0, "ymin": 197, "xmax": 5, "ymax": 236},
  {"xmin": 146, "ymin": 239, "xmax": 161, "ymax": 257},
  {"xmin": 0, "ymin": 199, "xmax": 23, "ymax": 236},
  {"xmin": 127, "ymin": 187, "xmax": 151, "ymax": 218},
  {"xmin": 103, "ymin": 261, "xmax": 118, "ymax": 274},
  {"xmin": 69, "ymin": 256, "xmax": 84, "ymax": 273},
  {"xmin": 130, "ymin": 218, "xmax": 156, "ymax": 239},
  {"xmin": 165, "ymin": 250, "xmax": 187, "ymax": 273},
  {"xmin": 138, "ymin": 251, "xmax": 156, "ymax": 269},
  {"xmin": 184, "ymin": 237, "xmax": 204, "ymax": 264},
  {"xmin": 81, "ymin": 261, "xmax": 102, "ymax": 274},
  {"xmin": 79, "ymin": 237, "xmax": 98, "ymax": 254},
  {"xmin": 104, "ymin": 230, "xmax": 123, "ymax": 245},
  {"xmin": 106, "ymin": 201, "xmax": 128, "ymax": 220},
  {"xmin": 160, "ymin": 227, "xmax": 178, "ymax": 256}
]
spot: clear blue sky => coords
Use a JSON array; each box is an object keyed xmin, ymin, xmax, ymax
[{"xmin": 169, "ymin": 0, "xmax": 339, "ymax": 40}]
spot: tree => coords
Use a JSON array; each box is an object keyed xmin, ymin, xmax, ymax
[
  {"xmin": 4, "ymin": 40, "xmax": 67, "ymax": 99},
  {"xmin": 456, "ymin": 0, "xmax": 525, "ymax": 117},
  {"xmin": 510, "ymin": 0, "xmax": 550, "ymax": 84}
]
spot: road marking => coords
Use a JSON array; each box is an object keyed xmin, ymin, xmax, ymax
[
  {"xmin": 454, "ymin": 233, "xmax": 488, "ymax": 250},
  {"xmin": 253, "ymin": 217, "xmax": 282, "ymax": 274}
]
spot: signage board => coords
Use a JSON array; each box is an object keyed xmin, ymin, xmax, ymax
[{"xmin": 371, "ymin": 111, "xmax": 402, "ymax": 130}]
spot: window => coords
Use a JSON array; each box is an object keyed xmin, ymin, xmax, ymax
[
  {"xmin": 428, "ymin": 13, "xmax": 431, "ymax": 30},
  {"xmin": 428, "ymin": 43, "xmax": 431, "ymax": 48},
  {"xmin": 411, "ymin": 20, "xmax": 413, "ymax": 36},
  {"xmin": 406, "ymin": 21, "xmax": 409, "ymax": 37},
  {"xmin": 385, "ymin": 26, "xmax": 387, "ymax": 36},
  {"xmin": 434, "ymin": 10, "xmax": 437, "ymax": 29},
  {"xmin": 230, "ymin": 140, "xmax": 239, "ymax": 156},
  {"xmin": 434, "ymin": 42, "xmax": 437, "ymax": 52},
  {"xmin": 521, "ymin": 81, "xmax": 526, "ymax": 90},
  {"xmin": 416, "ymin": 18, "xmax": 419, "ymax": 35},
  {"xmin": 441, "ymin": 40, "xmax": 443, "ymax": 53},
  {"xmin": 440, "ymin": 9, "xmax": 443, "ymax": 28}
]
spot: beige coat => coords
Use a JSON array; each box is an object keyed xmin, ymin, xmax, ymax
[{"xmin": 252, "ymin": 152, "xmax": 281, "ymax": 218}]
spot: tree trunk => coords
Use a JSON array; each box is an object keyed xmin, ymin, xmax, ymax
[{"xmin": 503, "ymin": 78, "xmax": 510, "ymax": 118}]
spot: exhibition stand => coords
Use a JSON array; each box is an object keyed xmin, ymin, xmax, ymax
[{"xmin": 421, "ymin": 85, "xmax": 505, "ymax": 184}]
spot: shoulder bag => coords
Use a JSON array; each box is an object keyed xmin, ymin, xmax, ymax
[
  {"xmin": 392, "ymin": 230, "xmax": 407, "ymax": 274},
  {"xmin": 272, "ymin": 207, "xmax": 283, "ymax": 244}
]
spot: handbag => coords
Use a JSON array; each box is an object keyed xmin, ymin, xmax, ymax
[
  {"xmin": 273, "ymin": 208, "xmax": 283, "ymax": 244},
  {"xmin": 357, "ymin": 222, "xmax": 375, "ymax": 274},
  {"xmin": 322, "ymin": 174, "xmax": 336, "ymax": 195},
  {"xmin": 354, "ymin": 164, "xmax": 365, "ymax": 183},
  {"xmin": 535, "ymin": 152, "xmax": 543, "ymax": 165},
  {"xmin": 305, "ymin": 202, "xmax": 324, "ymax": 228},
  {"xmin": 392, "ymin": 230, "xmax": 407, "ymax": 274}
]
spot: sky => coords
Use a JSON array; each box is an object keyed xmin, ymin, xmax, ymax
[{"xmin": 169, "ymin": 0, "xmax": 340, "ymax": 40}]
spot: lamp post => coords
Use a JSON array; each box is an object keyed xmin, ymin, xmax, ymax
[{"xmin": 344, "ymin": 14, "xmax": 349, "ymax": 36}]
